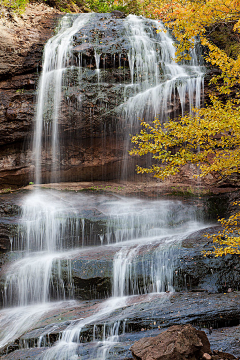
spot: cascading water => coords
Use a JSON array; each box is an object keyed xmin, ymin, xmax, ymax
[
  {"xmin": 32, "ymin": 12, "xmax": 204, "ymax": 183},
  {"xmin": 119, "ymin": 15, "xmax": 204, "ymax": 177},
  {"xmin": 0, "ymin": 12, "xmax": 210, "ymax": 360},
  {"xmin": 122, "ymin": 15, "xmax": 203, "ymax": 122},
  {"xmin": 34, "ymin": 13, "xmax": 93, "ymax": 185}
]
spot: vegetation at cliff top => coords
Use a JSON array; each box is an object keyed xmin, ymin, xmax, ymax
[
  {"xmin": 130, "ymin": 0, "xmax": 240, "ymax": 256},
  {"xmin": 0, "ymin": 0, "xmax": 144, "ymax": 14},
  {"xmin": 1, "ymin": 0, "xmax": 29, "ymax": 12}
]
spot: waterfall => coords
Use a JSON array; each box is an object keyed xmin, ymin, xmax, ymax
[
  {"xmin": 0, "ymin": 12, "xmax": 208, "ymax": 360},
  {"xmin": 119, "ymin": 15, "xmax": 203, "ymax": 177},
  {"xmin": 32, "ymin": 12, "xmax": 203, "ymax": 183},
  {"xmin": 122, "ymin": 15, "xmax": 203, "ymax": 122},
  {"xmin": 33, "ymin": 13, "xmax": 92, "ymax": 184}
]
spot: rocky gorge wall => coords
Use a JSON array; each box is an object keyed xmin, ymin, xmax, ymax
[
  {"xmin": 0, "ymin": 8, "xmax": 207, "ymax": 188},
  {"xmin": 0, "ymin": 3, "xmax": 62, "ymax": 188}
]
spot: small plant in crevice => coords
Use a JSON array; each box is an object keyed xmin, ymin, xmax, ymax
[{"xmin": 1, "ymin": 188, "xmax": 12, "ymax": 193}]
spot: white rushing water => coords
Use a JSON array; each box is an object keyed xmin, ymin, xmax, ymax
[
  {"xmin": 0, "ymin": 12, "xmax": 208, "ymax": 360},
  {"xmin": 33, "ymin": 12, "xmax": 204, "ymax": 183},
  {"xmin": 122, "ymin": 15, "xmax": 204, "ymax": 122},
  {"xmin": 0, "ymin": 191, "xmax": 208, "ymax": 358},
  {"xmin": 120, "ymin": 15, "xmax": 204, "ymax": 177},
  {"xmin": 34, "ymin": 13, "xmax": 92, "ymax": 184}
]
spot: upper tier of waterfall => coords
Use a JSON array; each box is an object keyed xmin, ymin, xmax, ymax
[{"xmin": 33, "ymin": 12, "xmax": 204, "ymax": 184}]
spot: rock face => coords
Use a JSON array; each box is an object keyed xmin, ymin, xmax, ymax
[
  {"xmin": 0, "ymin": 10, "xmax": 206, "ymax": 187},
  {"xmin": 0, "ymin": 4, "xmax": 61, "ymax": 188},
  {"xmin": 0, "ymin": 9, "xmax": 140, "ymax": 187},
  {"xmin": 130, "ymin": 324, "xmax": 211, "ymax": 360}
]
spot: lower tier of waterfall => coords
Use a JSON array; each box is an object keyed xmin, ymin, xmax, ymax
[{"xmin": 0, "ymin": 190, "xmax": 239, "ymax": 359}]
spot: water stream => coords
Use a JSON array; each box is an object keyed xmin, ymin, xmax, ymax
[{"xmin": 0, "ymin": 12, "xmax": 209, "ymax": 360}]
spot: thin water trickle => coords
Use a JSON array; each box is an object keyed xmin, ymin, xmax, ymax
[{"xmin": 95, "ymin": 51, "xmax": 101, "ymax": 84}]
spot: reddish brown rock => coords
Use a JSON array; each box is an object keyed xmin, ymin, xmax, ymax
[
  {"xmin": 0, "ymin": 7, "xmax": 235, "ymax": 189},
  {"xmin": 211, "ymin": 350, "xmax": 237, "ymax": 360},
  {"xmin": 130, "ymin": 324, "xmax": 211, "ymax": 360}
]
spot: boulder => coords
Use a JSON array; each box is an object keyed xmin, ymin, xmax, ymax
[{"xmin": 130, "ymin": 324, "xmax": 211, "ymax": 360}]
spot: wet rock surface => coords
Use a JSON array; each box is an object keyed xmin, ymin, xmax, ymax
[
  {"xmin": 1, "ymin": 292, "xmax": 240, "ymax": 359},
  {"xmin": 2, "ymin": 224, "xmax": 240, "ymax": 303},
  {"xmin": 176, "ymin": 227, "xmax": 240, "ymax": 293},
  {"xmin": 0, "ymin": 191, "xmax": 25, "ymax": 252},
  {"xmin": 0, "ymin": 191, "xmax": 239, "ymax": 359},
  {"xmin": 0, "ymin": 190, "xmax": 239, "ymax": 301},
  {"xmin": 1, "ymin": 348, "xmax": 46, "ymax": 360}
]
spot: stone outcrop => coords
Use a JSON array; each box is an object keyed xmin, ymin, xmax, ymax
[
  {"xmin": 130, "ymin": 325, "xmax": 237, "ymax": 360},
  {"xmin": 130, "ymin": 324, "xmax": 211, "ymax": 360},
  {"xmin": 1, "ymin": 192, "xmax": 240, "ymax": 301},
  {"xmin": 0, "ymin": 4, "xmax": 61, "ymax": 188}
]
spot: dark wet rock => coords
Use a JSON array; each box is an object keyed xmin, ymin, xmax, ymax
[
  {"xmin": 2, "ymin": 292, "xmax": 240, "ymax": 359},
  {"xmin": 65, "ymin": 226, "xmax": 240, "ymax": 298},
  {"xmin": 0, "ymin": 195, "xmax": 21, "ymax": 252},
  {"xmin": 0, "ymin": 224, "xmax": 18, "ymax": 253},
  {"xmin": 2, "ymin": 225, "xmax": 240, "ymax": 303},
  {"xmin": 208, "ymin": 325, "xmax": 240, "ymax": 358},
  {"xmin": 130, "ymin": 324, "xmax": 210, "ymax": 360},
  {"xmin": 176, "ymin": 227, "xmax": 240, "ymax": 293},
  {"xmin": 111, "ymin": 10, "xmax": 126, "ymax": 18},
  {"xmin": 111, "ymin": 292, "xmax": 240, "ymax": 334}
]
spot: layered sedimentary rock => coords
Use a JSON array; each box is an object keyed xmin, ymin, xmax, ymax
[
  {"xmin": 0, "ymin": 4, "xmax": 61, "ymax": 187},
  {"xmin": 0, "ymin": 11, "xmax": 204, "ymax": 187}
]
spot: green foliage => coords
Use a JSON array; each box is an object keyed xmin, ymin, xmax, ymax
[
  {"xmin": 1, "ymin": 0, "xmax": 29, "ymax": 12},
  {"xmin": 1, "ymin": 188, "xmax": 12, "ymax": 193},
  {"xmin": 1, "ymin": 0, "xmax": 142, "ymax": 14},
  {"xmin": 16, "ymin": 89, "xmax": 24, "ymax": 94},
  {"xmin": 86, "ymin": 0, "xmax": 114, "ymax": 12},
  {"xmin": 85, "ymin": 0, "xmax": 141, "ymax": 14}
]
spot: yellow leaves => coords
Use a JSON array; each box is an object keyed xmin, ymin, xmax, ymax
[
  {"xmin": 233, "ymin": 19, "xmax": 240, "ymax": 32},
  {"xmin": 146, "ymin": 0, "xmax": 240, "ymax": 86},
  {"xmin": 203, "ymin": 201, "xmax": 240, "ymax": 256},
  {"xmin": 137, "ymin": 0, "xmax": 240, "ymax": 256},
  {"xmin": 130, "ymin": 98, "xmax": 240, "ymax": 182}
]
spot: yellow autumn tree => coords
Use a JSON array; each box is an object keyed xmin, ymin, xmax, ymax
[{"xmin": 130, "ymin": 0, "xmax": 240, "ymax": 256}]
